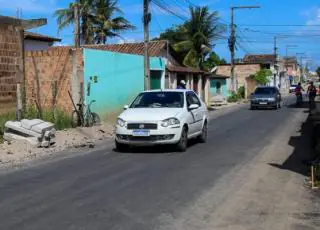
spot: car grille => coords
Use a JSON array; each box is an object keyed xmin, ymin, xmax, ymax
[
  {"xmin": 117, "ymin": 135, "xmax": 174, "ymax": 141},
  {"xmin": 127, "ymin": 123, "xmax": 157, "ymax": 130}
]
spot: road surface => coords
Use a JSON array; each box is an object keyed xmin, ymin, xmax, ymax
[{"xmin": 0, "ymin": 97, "xmax": 318, "ymax": 230}]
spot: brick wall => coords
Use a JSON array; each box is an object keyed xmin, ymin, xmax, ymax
[
  {"xmin": 0, "ymin": 24, "xmax": 21, "ymax": 114},
  {"xmin": 217, "ymin": 64, "xmax": 261, "ymax": 87},
  {"xmin": 25, "ymin": 47, "xmax": 83, "ymax": 114}
]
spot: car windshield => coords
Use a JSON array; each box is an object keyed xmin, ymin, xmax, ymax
[
  {"xmin": 130, "ymin": 92, "xmax": 184, "ymax": 108},
  {"xmin": 254, "ymin": 87, "xmax": 276, "ymax": 95}
]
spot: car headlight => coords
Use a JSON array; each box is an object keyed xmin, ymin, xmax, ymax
[
  {"xmin": 161, "ymin": 118, "xmax": 180, "ymax": 127},
  {"xmin": 117, "ymin": 118, "xmax": 126, "ymax": 127},
  {"xmin": 268, "ymin": 98, "xmax": 276, "ymax": 102}
]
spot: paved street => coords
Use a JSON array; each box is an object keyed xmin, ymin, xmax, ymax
[{"xmin": 0, "ymin": 96, "xmax": 318, "ymax": 230}]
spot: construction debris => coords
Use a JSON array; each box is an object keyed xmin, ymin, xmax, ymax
[{"xmin": 4, "ymin": 119, "xmax": 56, "ymax": 148}]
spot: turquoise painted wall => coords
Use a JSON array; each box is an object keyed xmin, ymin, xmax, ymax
[
  {"xmin": 83, "ymin": 49, "xmax": 165, "ymax": 120},
  {"xmin": 209, "ymin": 78, "xmax": 229, "ymax": 97}
]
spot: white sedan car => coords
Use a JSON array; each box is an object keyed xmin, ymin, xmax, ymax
[{"xmin": 115, "ymin": 89, "xmax": 209, "ymax": 152}]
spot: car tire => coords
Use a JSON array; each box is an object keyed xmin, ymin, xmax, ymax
[
  {"xmin": 250, "ymin": 105, "xmax": 256, "ymax": 110},
  {"xmin": 198, "ymin": 121, "xmax": 208, "ymax": 143},
  {"xmin": 115, "ymin": 141, "xmax": 129, "ymax": 152},
  {"xmin": 176, "ymin": 127, "xmax": 188, "ymax": 152}
]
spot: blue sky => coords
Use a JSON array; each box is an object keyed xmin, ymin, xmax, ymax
[{"xmin": 0, "ymin": 0, "xmax": 319, "ymax": 69}]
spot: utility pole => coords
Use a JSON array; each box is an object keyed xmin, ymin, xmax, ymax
[
  {"xmin": 143, "ymin": 0, "xmax": 151, "ymax": 90},
  {"xmin": 273, "ymin": 36, "xmax": 278, "ymax": 87},
  {"xmin": 74, "ymin": 2, "xmax": 80, "ymax": 48},
  {"xmin": 229, "ymin": 5, "xmax": 260, "ymax": 92},
  {"xmin": 296, "ymin": 53, "xmax": 305, "ymax": 82}
]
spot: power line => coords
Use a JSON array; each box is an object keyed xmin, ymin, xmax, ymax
[
  {"xmin": 151, "ymin": 0, "xmax": 188, "ymax": 21},
  {"xmin": 238, "ymin": 24, "xmax": 320, "ymax": 27}
]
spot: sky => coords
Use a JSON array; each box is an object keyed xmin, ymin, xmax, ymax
[{"xmin": 0, "ymin": 0, "xmax": 320, "ymax": 70}]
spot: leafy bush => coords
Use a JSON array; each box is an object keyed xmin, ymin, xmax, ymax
[
  {"xmin": 227, "ymin": 92, "xmax": 241, "ymax": 103},
  {"xmin": 238, "ymin": 86, "xmax": 245, "ymax": 99},
  {"xmin": 227, "ymin": 86, "xmax": 245, "ymax": 103}
]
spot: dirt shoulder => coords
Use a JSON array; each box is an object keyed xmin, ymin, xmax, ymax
[
  {"xmin": 158, "ymin": 108, "xmax": 319, "ymax": 230},
  {"xmin": 0, "ymin": 123, "xmax": 114, "ymax": 169}
]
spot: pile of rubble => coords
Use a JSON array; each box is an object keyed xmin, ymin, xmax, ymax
[{"xmin": 0, "ymin": 119, "xmax": 114, "ymax": 168}]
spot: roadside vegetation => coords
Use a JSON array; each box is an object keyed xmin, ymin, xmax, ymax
[
  {"xmin": 251, "ymin": 69, "xmax": 273, "ymax": 85},
  {"xmin": 227, "ymin": 86, "xmax": 245, "ymax": 103}
]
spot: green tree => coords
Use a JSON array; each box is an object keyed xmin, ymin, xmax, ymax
[
  {"xmin": 53, "ymin": 0, "xmax": 135, "ymax": 45},
  {"xmin": 251, "ymin": 69, "xmax": 272, "ymax": 85},
  {"xmin": 172, "ymin": 6, "xmax": 225, "ymax": 68},
  {"xmin": 93, "ymin": 0, "xmax": 135, "ymax": 44},
  {"xmin": 202, "ymin": 52, "xmax": 227, "ymax": 71}
]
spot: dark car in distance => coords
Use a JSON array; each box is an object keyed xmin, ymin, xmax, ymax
[{"xmin": 250, "ymin": 86, "xmax": 282, "ymax": 110}]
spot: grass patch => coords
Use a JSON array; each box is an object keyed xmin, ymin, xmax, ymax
[
  {"xmin": 0, "ymin": 111, "xmax": 16, "ymax": 143},
  {"xmin": 23, "ymin": 107, "xmax": 72, "ymax": 130}
]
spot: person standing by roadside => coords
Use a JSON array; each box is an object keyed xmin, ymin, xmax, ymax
[
  {"xmin": 307, "ymin": 81, "xmax": 317, "ymax": 110},
  {"xmin": 177, "ymin": 80, "xmax": 186, "ymax": 89}
]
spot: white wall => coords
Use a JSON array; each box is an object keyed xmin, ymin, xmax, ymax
[{"xmin": 24, "ymin": 40, "xmax": 51, "ymax": 51}]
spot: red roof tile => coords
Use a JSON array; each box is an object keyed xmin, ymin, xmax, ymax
[
  {"xmin": 82, "ymin": 40, "xmax": 167, "ymax": 57},
  {"xmin": 243, "ymin": 54, "xmax": 276, "ymax": 63}
]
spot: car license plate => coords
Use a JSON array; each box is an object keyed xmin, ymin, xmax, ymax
[
  {"xmin": 259, "ymin": 102, "xmax": 267, "ymax": 105},
  {"xmin": 132, "ymin": 130, "xmax": 150, "ymax": 136}
]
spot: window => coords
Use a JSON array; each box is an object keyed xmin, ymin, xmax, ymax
[
  {"xmin": 186, "ymin": 92, "xmax": 201, "ymax": 107},
  {"xmin": 254, "ymin": 87, "xmax": 277, "ymax": 95},
  {"xmin": 131, "ymin": 92, "xmax": 184, "ymax": 108}
]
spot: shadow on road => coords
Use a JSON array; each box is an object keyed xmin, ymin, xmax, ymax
[
  {"xmin": 113, "ymin": 139, "xmax": 200, "ymax": 154},
  {"xmin": 268, "ymin": 117, "xmax": 315, "ymax": 177}
]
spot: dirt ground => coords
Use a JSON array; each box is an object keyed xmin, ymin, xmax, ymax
[{"xmin": 0, "ymin": 122, "xmax": 114, "ymax": 168}]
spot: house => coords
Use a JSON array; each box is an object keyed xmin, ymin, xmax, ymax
[
  {"xmin": 216, "ymin": 63, "xmax": 262, "ymax": 98},
  {"xmin": 281, "ymin": 56, "xmax": 300, "ymax": 85},
  {"xmin": 24, "ymin": 31, "xmax": 61, "ymax": 51},
  {"xmin": 84, "ymin": 41, "xmax": 209, "ymax": 119},
  {"xmin": 208, "ymin": 74, "xmax": 230, "ymax": 105},
  {"xmin": 243, "ymin": 54, "xmax": 280, "ymax": 87},
  {"xmin": 24, "ymin": 41, "xmax": 210, "ymax": 122},
  {"xmin": 0, "ymin": 15, "xmax": 46, "ymax": 115}
]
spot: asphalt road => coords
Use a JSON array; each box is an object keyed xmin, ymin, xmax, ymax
[{"xmin": 0, "ymin": 96, "xmax": 305, "ymax": 230}]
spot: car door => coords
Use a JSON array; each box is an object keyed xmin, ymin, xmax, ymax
[{"xmin": 186, "ymin": 92, "xmax": 203, "ymax": 135}]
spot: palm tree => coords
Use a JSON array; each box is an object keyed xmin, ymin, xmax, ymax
[
  {"xmin": 54, "ymin": 0, "xmax": 135, "ymax": 45},
  {"xmin": 173, "ymin": 6, "xmax": 225, "ymax": 68},
  {"xmin": 93, "ymin": 0, "xmax": 136, "ymax": 44}
]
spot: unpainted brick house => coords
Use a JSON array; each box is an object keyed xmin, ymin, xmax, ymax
[
  {"xmin": 216, "ymin": 63, "xmax": 262, "ymax": 98},
  {"xmin": 0, "ymin": 15, "xmax": 46, "ymax": 115}
]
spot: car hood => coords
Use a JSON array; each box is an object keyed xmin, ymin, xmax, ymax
[
  {"xmin": 119, "ymin": 108, "xmax": 183, "ymax": 122},
  {"xmin": 252, "ymin": 94, "xmax": 276, "ymax": 99}
]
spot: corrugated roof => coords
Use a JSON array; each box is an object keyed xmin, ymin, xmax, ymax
[
  {"xmin": 24, "ymin": 31, "xmax": 61, "ymax": 42},
  {"xmin": 243, "ymin": 54, "xmax": 276, "ymax": 63},
  {"xmin": 83, "ymin": 40, "xmax": 168, "ymax": 57}
]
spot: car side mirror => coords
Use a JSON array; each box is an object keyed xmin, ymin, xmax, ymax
[
  {"xmin": 123, "ymin": 105, "xmax": 129, "ymax": 110},
  {"xmin": 188, "ymin": 104, "xmax": 199, "ymax": 110}
]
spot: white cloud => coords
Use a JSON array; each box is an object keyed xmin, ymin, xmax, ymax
[
  {"xmin": 0, "ymin": 0, "xmax": 57, "ymax": 13},
  {"xmin": 303, "ymin": 7, "xmax": 320, "ymax": 25},
  {"xmin": 117, "ymin": 37, "xmax": 137, "ymax": 44}
]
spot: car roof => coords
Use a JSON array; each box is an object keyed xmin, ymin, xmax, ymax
[{"xmin": 142, "ymin": 89, "xmax": 194, "ymax": 93}]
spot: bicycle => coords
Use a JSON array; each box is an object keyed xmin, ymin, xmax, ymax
[{"xmin": 71, "ymin": 100, "xmax": 101, "ymax": 127}]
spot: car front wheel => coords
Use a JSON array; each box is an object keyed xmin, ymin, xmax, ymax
[
  {"xmin": 176, "ymin": 127, "xmax": 188, "ymax": 152},
  {"xmin": 198, "ymin": 121, "xmax": 208, "ymax": 143},
  {"xmin": 115, "ymin": 141, "xmax": 129, "ymax": 152}
]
